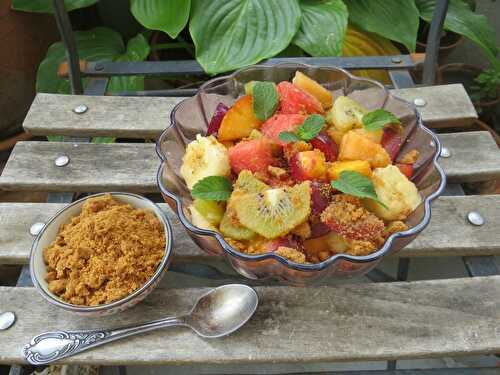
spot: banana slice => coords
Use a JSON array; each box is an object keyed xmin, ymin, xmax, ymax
[
  {"xmin": 180, "ymin": 135, "xmax": 231, "ymax": 189},
  {"xmin": 331, "ymin": 96, "xmax": 368, "ymax": 132}
]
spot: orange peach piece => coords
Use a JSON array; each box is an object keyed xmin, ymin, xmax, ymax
[
  {"xmin": 218, "ymin": 95, "xmax": 262, "ymax": 141},
  {"xmin": 353, "ymin": 127, "xmax": 383, "ymax": 144},
  {"xmin": 327, "ymin": 160, "xmax": 372, "ymax": 180},
  {"xmin": 292, "ymin": 71, "xmax": 333, "ymax": 110},
  {"xmin": 339, "ymin": 130, "xmax": 391, "ymax": 168}
]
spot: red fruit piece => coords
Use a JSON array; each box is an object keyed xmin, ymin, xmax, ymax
[
  {"xmin": 310, "ymin": 182, "xmax": 333, "ymax": 215},
  {"xmin": 290, "ymin": 150, "xmax": 327, "ymax": 181},
  {"xmin": 310, "ymin": 131, "xmax": 338, "ymax": 161},
  {"xmin": 381, "ymin": 127, "xmax": 402, "ymax": 161},
  {"xmin": 309, "ymin": 220, "xmax": 331, "ymax": 238},
  {"xmin": 396, "ymin": 163, "xmax": 414, "ymax": 179},
  {"xmin": 277, "ymin": 81, "xmax": 324, "ymax": 115},
  {"xmin": 261, "ymin": 114, "xmax": 305, "ymax": 146},
  {"xmin": 228, "ymin": 139, "xmax": 277, "ymax": 174},
  {"xmin": 320, "ymin": 195, "xmax": 384, "ymax": 241},
  {"xmin": 262, "ymin": 237, "xmax": 298, "ymax": 252},
  {"xmin": 207, "ymin": 103, "xmax": 229, "ymax": 136}
]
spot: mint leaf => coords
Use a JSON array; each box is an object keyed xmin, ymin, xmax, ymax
[
  {"xmin": 278, "ymin": 131, "xmax": 301, "ymax": 143},
  {"xmin": 296, "ymin": 114, "xmax": 325, "ymax": 140},
  {"xmin": 191, "ymin": 176, "xmax": 233, "ymax": 201},
  {"xmin": 252, "ymin": 81, "xmax": 279, "ymax": 121},
  {"xmin": 362, "ymin": 109, "xmax": 400, "ymax": 131},
  {"xmin": 330, "ymin": 171, "xmax": 388, "ymax": 209}
]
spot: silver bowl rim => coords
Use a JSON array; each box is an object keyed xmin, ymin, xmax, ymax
[
  {"xmin": 29, "ymin": 192, "xmax": 173, "ymax": 313},
  {"xmin": 156, "ymin": 63, "xmax": 446, "ymax": 272}
]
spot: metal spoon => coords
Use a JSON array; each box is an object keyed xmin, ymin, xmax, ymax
[{"xmin": 23, "ymin": 284, "xmax": 258, "ymax": 365}]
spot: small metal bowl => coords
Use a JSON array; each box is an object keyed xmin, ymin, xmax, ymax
[{"xmin": 29, "ymin": 192, "xmax": 173, "ymax": 316}]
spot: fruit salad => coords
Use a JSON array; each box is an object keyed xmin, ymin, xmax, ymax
[{"xmin": 180, "ymin": 71, "xmax": 422, "ymax": 264}]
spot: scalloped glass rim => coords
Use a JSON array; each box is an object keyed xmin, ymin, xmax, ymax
[{"xmin": 156, "ymin": 63, "xmax": 446, "ymax": 272}]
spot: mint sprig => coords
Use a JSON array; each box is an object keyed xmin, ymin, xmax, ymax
[
  {"xmin": 278, "ymin": 114, "xmax": 325, "ymax": 143},
  {"xmin": 362, "ymin": 109, "xmax": 400, "ymax": 131},
  {"xmin": 330, "ymin": 171, "xmax": 388, "ymax": 209},
  {"xmin": 252, "ymin": 81, "xmax": 279, "ymax": 121},
  {"xmin": 191, "ymin": 176, "xmax": 233, "ymax": 201}
]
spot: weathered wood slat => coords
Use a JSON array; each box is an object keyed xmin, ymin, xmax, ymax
[
  {"xmin": 391, "ymin": 84, "xmax": 476, "ymax": 128},
  {"xmin": 1, "ymin": 276, "xmax": 499, "ymax": 364},
  {"xmin": 0, "ymin": 131, "xmax": 498, "ymax": 192},
  {"xmin": 1, "ymin": 195, "xmax": 499, "ymax": 265},
  {"xmin": 23, "ymin": 85, "xmax": 476, "ymax": 138}
]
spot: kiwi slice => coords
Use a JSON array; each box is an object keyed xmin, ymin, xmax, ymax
[
  {"xmin": 235, "ymin": 182, "xmax": 311, "ymax": 239},
  {"xmin": 234, "ymin": 170, "xmax": 269, "ymax": 194},
  {"xmin": 219, "ymin": 171, "xmax": 268, "ymax": 240},
  {"xmin": 219, "ymin": 205, "xmax": 256, "ymax": 240}
]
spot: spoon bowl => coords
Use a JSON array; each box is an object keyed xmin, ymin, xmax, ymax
[{"xmin": 187, "ymin": 284, "xmax": 258, "ymax": 338}]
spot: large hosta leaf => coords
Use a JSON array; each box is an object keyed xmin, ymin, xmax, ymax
[
  {"xmin": 416, "ymin": 0, "xmax": 499, "ymax": 64},
  {"xmin": 37, "ymin": 27, "xmax": 123, "ymax": 94},
  {"xmin": 293, "ymin": 0, "xmax": 348, "ymax": 57},
  {"xmin": 107, "ymin": 34, "xmax": 151, "ymax": 93},
  {"xmin": 189, "ymin": 0, "xmax": 301, "ymax": 74},
  {"xmin": 344, "ymin": 0, "xmax": 419, "ymax": 52},
  {"xmin": 11, "ymin": 0, "xmax": 97, "ymax": 13},
  {"xmin": 342, "ymin": 25, "xmax": 401, "ymax": 84},
  {"xmin": 130, "ymin": 0, "xmax": 191, "ymax": 39}
]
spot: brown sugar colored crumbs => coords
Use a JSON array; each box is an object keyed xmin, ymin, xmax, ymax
[{"xmin": 43, "ymin": 194, "xmax": 165, "ymax": 306}]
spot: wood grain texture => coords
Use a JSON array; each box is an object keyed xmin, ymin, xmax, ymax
[
  {"xmin": 437, "ymin": 131, "xmax": 500, "ymax": 183},
  {"xmin": 23, "ymin": 94, "xmax": 183, "ymax": 139},
  {"xmin": 0, "ymin": 132, "xmax": 498, "ymax": 192},
  {"xmin": 391, "ymin": 84, "xmax": 476, "ymax": 128},
  {"xmin": 1, "ymin": 276, "xmax": 499, "ymax": 364},
  {"xmin": 23, "ymin": 85, "xmax": 476, "ymax": 139},
  {"xmin": 1, "ymin": 196, "xmax": 499, "ymax": 265}
]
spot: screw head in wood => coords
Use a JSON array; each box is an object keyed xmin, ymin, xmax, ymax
[
  {"xmin": 73, "ymin": 105, "xmax": 88, "ymax": 114},
  {"xmin": 55, "ymin": 155, "xmax": 70, "ymax": 167},
  {"xmin": 30, "ymin": 222, "xmax": 45, "ymax": 236},
  {"xmin": 413, "ymin": 98, "xmax": 427, "ymax": 107},
  {"xmin": 391, "ymin": 56, "xmax": 402, "ymax": 63},
  {"xmin": 467, "ymin": 211, "xmax": 485, "ymax": 226},
  {"xmin": 440, "ymin": 147, "xmax": 451, "ymax": 158},
  {"xmin": 95, "ymin": 63, "xmax": 104, "ymax": 71},
  {"xmin": 0, "ymin": 312, "xmax": 15, "ymax": 330}
]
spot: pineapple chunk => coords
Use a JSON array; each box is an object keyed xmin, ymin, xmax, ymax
[
  {"xmin": 292, "ymin": 71, "xmax": 333, "ymax": 110},
  {"xmin": 327, "ymin": 126, "xmax": 346, "ymax": 145},
  {"xmin": 353, "ymin": 127, "xmax": 383, "ymax": 144},
  {"xmin": 331, "ymin": 96, "xmax": 368, "ymax": 132},
  {"xmin": 365, "ymin": 165, "xmax": 422, "ymax": 221},
  {"xmin": 339, "ymin": 130, "xmax": 391, "ymax": 168},
  {"xmin": 180, "ymin": 135, "xmax": 231, "ymax": 189},
  {"xmin": 327, "ymin": 160, "xmax": 371, "ymax": 180}
]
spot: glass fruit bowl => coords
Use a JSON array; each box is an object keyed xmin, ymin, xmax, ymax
[{"xmin": 156, "ymin": 63, "xmax": 446, "ymax": 285}]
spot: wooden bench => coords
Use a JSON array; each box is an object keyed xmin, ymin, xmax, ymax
[{"xmin": 0, "ymin": 85, "xmax": 499, "ymax": 371}]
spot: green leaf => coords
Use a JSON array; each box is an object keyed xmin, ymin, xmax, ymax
[
  {"xmin": 331, "ymin": 171, "xmax": 387, "ymax": 208},
  {"xmin": 296, "ymin": 114, "xmax": 325, "ymax": 140},
  {"xmin": 189, "ymin": 0, "xmax": 301, "ymax": 74},
  {"xmin": 107, "ymin": 34, "xmax": 151, "ymax": 93},
  {"xmin": 278, "ymin": 131, "xmax": 301, "ymax": 143},
  {"xmin": 191, "ymin": 176, "xmax": 233, "ymax": 201},
  {"xmin": 37, "ymin": 27, "xmax": 124, "ymax": 94},
  {"xmin": 91, "ymin": 137, "xmax": 116, "ymax": 143},
  {"xmin": 362, "ymin": 109, "xmax": 400, "ymax": 131},
  {"xmin": 293, "ymin": 0, "xmax": 348, "ymax": 56},
  {"xmin": 344, "ymin": 0, "xmax": 419, "ymax": 52},
  {"xmin": 130, "ymin": 0, "xmax": 191, "ymax": 39},
  {"xmin": 416, "ymin": 0, "xmax": 499, "ymax": 65},
  {"xmin": 252, "ymin": 81, "xmax": 279, "ymax": 121},
  {"xmin": 11, "ymin": 0, "xmax": 97, "ymax": 13},
  {"xmin": 46, "ymin": 136, "xmax": 65, "ymax": 142}
]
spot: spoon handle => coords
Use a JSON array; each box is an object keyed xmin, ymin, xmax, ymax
[{"xmin": 23, "ymin": 316, "xmax": 185, "ymax": 365}]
